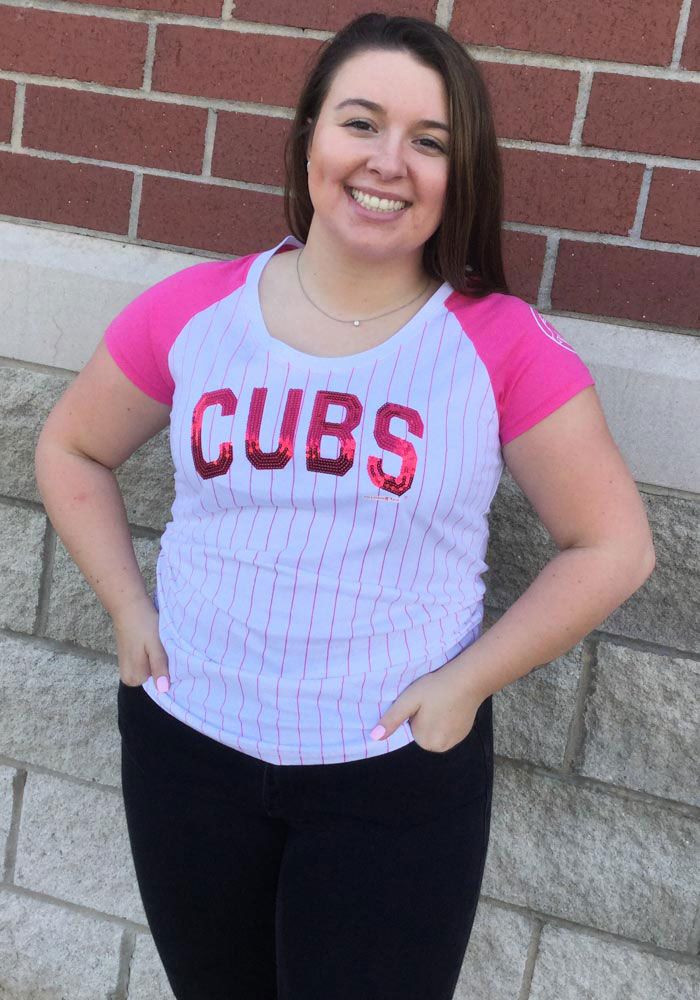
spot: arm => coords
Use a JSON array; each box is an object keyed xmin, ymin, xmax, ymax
[
  {"xmin": 451, "ymin": 385, "xmax": 655, "ymax": 700},
  {"xmin": 371, "ymin": 386, "xmax": 656, "ymax": 748},
  {"xmin": 35, "ymin": 339, "xmax": 172, "ymax": 683}
]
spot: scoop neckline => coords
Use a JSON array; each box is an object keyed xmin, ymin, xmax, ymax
[{"xmin": 242, "ymin": 235, "xmax": 452, "ymax": 369}]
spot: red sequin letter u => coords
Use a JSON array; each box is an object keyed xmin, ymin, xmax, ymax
[{"xmin": 191, "ymin": 389, "xmax": 237, "ymax": 480}]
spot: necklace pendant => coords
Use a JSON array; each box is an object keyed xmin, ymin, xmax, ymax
[{"xmin": 353, "ymin": 319, "xmax": 360, "ymax": 327}]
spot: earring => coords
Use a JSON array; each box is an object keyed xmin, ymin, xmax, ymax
[{"xmin": 306, "ymin": 160, "xmax": 311, "ymax": 172}]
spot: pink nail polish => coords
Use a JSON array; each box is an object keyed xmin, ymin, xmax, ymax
[
  {"xmin": 156, "ymin": 676, "xmax": 170, "ymax": 694},
  {"xmin": 370, "ymin": 725, "xmax": 386, "ymax": 740}
]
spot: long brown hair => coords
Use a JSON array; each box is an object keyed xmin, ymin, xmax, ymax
[{"xmin": 284, "ymin": 12, "xmax": 509, "ymax": 297}]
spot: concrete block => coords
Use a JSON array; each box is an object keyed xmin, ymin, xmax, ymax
[
  {"xmin": 0, "ymin": 220, "xmax": 201, "ymax": 373},
  {"xmin": 0, "ymin": 889, "xmax": 122, "ymax": 999},
  {"xmin": 556, "ymin": 317, "xmax": 700, "ymax": 495},
  {"xmin": 485, "ymin": 476, "xmax": 699, "ymax": 651},
  {"xmin": 0, "ymin": 502, "xmax": 46, "ymax": 633},
  {"xmin": 529, "ymin": 923, "xmax": 700, "ymax": 999},
  {"xmin": 15, "ymin": 771, "xmax": 146, "ymax": 923},
  {"xmin": 492, "ymin": 642, "xmax": 583, "ymax": 768},
  {"xmin": 115, "ymin": 428, "xmax": 175, "ymax": 533},
  {"xmin": 0, "ymin": 364, "xmax": 68, "ymax": 504},
  {"xmin": 128, "ymin": 934, "xmax": 175, "ymax": 999},
  {"xmin": 45, "ymin": 534, "xmax": 160, "ymax": 653},
  {"xmin": 579, "ymin": 642, "xmax": 699, "ymax": 806},
  {"xmin": 602, "ymin": 490, "xmax": 699, "ymax": 651},
  {"xmin": 482, "ymin": 762, "xmax": 700, "ymax": 951},
  {"xmin": 0, "ymin": 632, "xmax": 121, "ymax": 786},
  {"xmin": 453, "ymin": 901, "xmax": 533, "ymax": 1000}
]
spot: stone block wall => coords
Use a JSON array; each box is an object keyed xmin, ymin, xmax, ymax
[{"xmin": 1, "ymin": 357, "xmax": 698, "ymax": 997}]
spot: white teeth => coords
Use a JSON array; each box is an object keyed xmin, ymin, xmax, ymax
[{"xmin": 350, "ymin": 188, "xmax": 406, "ymax": 212}]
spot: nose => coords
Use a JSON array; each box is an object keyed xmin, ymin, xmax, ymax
[{"xmin": 365, "ymin": 131, "xmax": 408, "ymax": 179}]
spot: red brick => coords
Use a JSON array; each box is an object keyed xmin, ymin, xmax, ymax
[
  {"xmin": 0, "ymin": 151, "xmax": 132, "ymax": 233},
  {"xmin": 153, "ymin": 25, "xmax": 322, "ymax": 105},
  {"xmin": 552, "ymin": 241, "xmax": 700, "ymax": 329},
  {"xmin": 583, "ymin": 74, "xmax": 699, "ymax": 161},
  {"xmin": 23, "ymin": 87, "xmax": 208, "ymax": 173},
  {"xmin": 0, "ymin": 80, "xmax": 14, "ymax": 142},
  {"xmin": 211, "ymin": 112, "xmax": 290, "ymax": 186},
  {"xmin": 501, "ymin": 148, "xmax": 643, "ymax": 235},
  {"xmin": 138, "ymin": 175, "xmax": 287, "ymax": 253},
  {"xmin": 233, "ymin": 1, "xmax": 437, "ymax": 32},
  {"xmin": 501, "ymin": 229, "xmax": 548, "ymax": 302},
  {"xmin": 480, "ymin": 62, "xmax": 579, "ymax": 144},
  {"xmin": 642, "ymin": 169, "xmax": 700, "ymax": 247},
  {"xmin": 0, "ymin": 6, "xmax": 148, "ymax": 88},
  {"xmin": 70, "ymin": 0, "xmax": 222, "ymax": 15},
  {"xmin": 681, "ymin": 0, "xmax": 700, "ymax": 70},
  {"xmin": 451, "ymin": 0, "xmax": 677, "ymax": 66}
]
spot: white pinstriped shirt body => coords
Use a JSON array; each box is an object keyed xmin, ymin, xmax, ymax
[{"xmin": 105, "ymin": 235, "xmax": 594, "ymax": 764}]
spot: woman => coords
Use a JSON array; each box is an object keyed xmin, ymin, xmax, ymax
[{"xmin": 34, "ymin": 13, "xmax": 655, "ymax": 1000}]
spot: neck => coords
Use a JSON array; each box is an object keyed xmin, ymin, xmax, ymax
[{"xmin": 298, "ymin": 218, "xmax": 431, "ymax": 320}]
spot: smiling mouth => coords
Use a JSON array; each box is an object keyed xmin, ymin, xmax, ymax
[{"xmin": 348, "ymin": 187, "xmax": 409, "ymax": 213}]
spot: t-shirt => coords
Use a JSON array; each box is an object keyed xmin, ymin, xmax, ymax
[{"xmin": 105, "ymin": 234, "xmax": 595, "ymax": 765}]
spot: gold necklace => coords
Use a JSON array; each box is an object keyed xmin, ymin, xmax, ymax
[{"xmin": 295, "ymin": 251, "xmax": 431, "ymax": 328}]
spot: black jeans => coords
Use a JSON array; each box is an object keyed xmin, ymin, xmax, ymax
[{"xmin": 118, "ymin": 681, "xmax": 493, "ymax": 1000}]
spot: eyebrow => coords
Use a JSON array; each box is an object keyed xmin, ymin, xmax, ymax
[{"xmin": 334, "ymin": 98, "xmax": 450, "ymax": 133}]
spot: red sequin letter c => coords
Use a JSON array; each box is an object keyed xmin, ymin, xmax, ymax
[
  {"xmin": 306, "ymin": 390, "xmax": 362, "ymax": 476},
  {"xmin": 191, "ymin": 389, "xmax": 237, "ymax": 480},
  {"xmin": 367, "ymin": 403, "xmax": 423, "ymax": 496}
]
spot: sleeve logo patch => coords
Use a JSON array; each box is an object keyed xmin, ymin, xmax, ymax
[{"xmin": 530, "ymin": 307, "xmax": 576, "ymax": 353}]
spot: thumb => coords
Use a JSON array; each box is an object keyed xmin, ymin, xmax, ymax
[
  {"xmin": 148, "ymin": 640, "xmax": 170, "ymax": 695},
  {"xmin": 369, "ymin": 692, "xmax": 418, "ymax": 741}
]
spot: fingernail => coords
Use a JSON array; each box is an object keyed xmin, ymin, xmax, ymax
[
  {"xmin": 370, "ymin": 725, "xmax": 386, "ymax": 740},
  {"xmin": 156, "ymin": 676, "xmax": 170, "ymax": 694}
]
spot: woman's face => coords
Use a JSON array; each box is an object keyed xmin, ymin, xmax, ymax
[{"xmin": 306, "ymin": 48, "xmax": 450, "ymax": 266}]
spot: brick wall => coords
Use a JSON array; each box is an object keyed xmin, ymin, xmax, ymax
[
  {"xmin": 0, "ymin": 2, "xmax": 699, "ymax": 998},
  {"xmin": 0, "ymin": 0, "xmax": 698, "ymax": 327}
]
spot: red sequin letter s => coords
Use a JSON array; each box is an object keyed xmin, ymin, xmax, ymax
[
  {"xmin": 367, "ymin": 403, "xmax": 423, "ymax": 496},
  {"xmin": 191, "ymin": 389, "xmax": 237, "ymax": 480},
  {"xmin": 306, "ymin": 391, "xmax": 362, "ymax": 476}
]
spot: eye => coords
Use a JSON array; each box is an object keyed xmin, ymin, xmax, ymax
[
  {"xmin": 342, "ymin": 119, "xmax": 376, "ymax": 133},
  {"xmin": 415, "ymin": 137, "xmax": 447, "ymax": 153}
]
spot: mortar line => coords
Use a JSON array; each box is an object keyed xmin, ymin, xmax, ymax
[
  {"xmin": 568, "ymin": 67, "xmax": 593, "ymax": 146},
  {"xmin": 671, "ymin": 0, "xmax": 694, "ymax": 68},
  {"xmin": 202, "ymin": 108, "xmax": 217, "ymax": 177},
  {"xmin": 128, "ymin": 171, "xmax": 143, "ymax": 241},
  {"xmin": 518, "ymin": 920, "xmax": 544, "ymax": 1000},
  {"xmin": 2, "ymin": 769, "xmax": 27, "ymax": 883},
  {"xmin": 221, "ymin": 0, "xmax": 235, "ymax": 19},
  {"xmin": 0, "ymin": 0, "xmax": 334, "ymax": 40},
  {"xmin": 629, "ymin": 166, "xmax": 654, "ymax": 238},
  {"xmin": 33, "ymin": 519, "xmax": 56, "ymax": 636},
  {"xmin": 10, "ymin": 81, "xmax": 25, "ymax": 150},
  {"xmin": 561, "ymin": 637, "xmax": 597, "ymax": 772},
  {"xmin": 142, "ymin": 20, "xmax": 157, "ymax": 92},
  {"xmin": 0, "ymin": 882, "xmax": 151, "ymax": 931},
  {"xmin": 536, "ymin": 233, "xmax": 559, "ymax": 310},
  {"xmin": 113, "ymin": 928, "xmax": 137, "ymax": 1000},
  {"xmin": 434, "ymin": 0, "xmax": 454, "ymax": 30},
  {"xmin": 478, "ymin": 895, "xmax": 700, "ymax": 965}
]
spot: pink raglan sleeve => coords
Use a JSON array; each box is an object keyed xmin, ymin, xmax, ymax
[
  {"xmin": 103, "ymin": 255, "xmax": 258, "ymax": 406},
  {"xmin": 448, "ymin": 292, "xmax": 596, "ymax": 446}
]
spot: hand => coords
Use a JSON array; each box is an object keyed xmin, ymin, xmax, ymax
[
  {"xmin": 111, "ymin": 593, "xmax": 170, "ymax": 693},
  {"xmin": 370, "ymin": 659, "xmax": 487, "ymax": 752}
]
